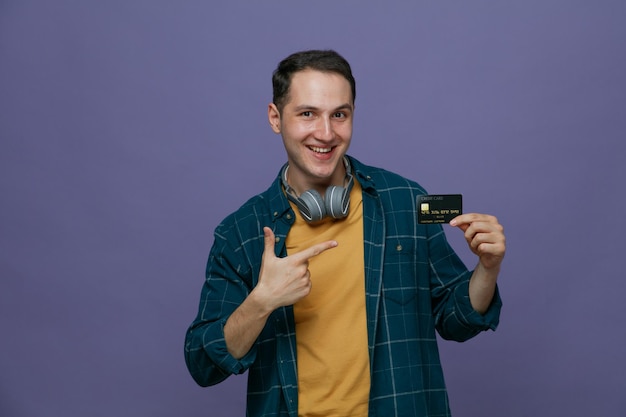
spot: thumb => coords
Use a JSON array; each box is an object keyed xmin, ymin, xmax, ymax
[{"xmin": 262, "ymin": 227, "xmax": 276, "ymax": 259}]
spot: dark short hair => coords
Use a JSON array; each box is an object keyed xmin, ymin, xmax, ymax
[{"xmin": 272, "ymin": 50, "xmax": 356, "ymax": 113}]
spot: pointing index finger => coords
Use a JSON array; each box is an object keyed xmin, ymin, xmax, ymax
[{"xmin": 293, "ymin": 239, "xmax": 339, "ymax": 262}]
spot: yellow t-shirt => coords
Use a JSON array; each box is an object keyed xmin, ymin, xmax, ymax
[{"xmin": 287, "ymin": 181, "xmax": 370, "ymax": 417}]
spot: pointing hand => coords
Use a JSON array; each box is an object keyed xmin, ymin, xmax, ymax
[{"xmin": 254, "ymin": 227, "xmax": 338, "ymax": 311}]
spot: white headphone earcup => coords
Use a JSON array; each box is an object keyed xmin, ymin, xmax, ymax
[
  {"xmin": 325, "ymin": 186, "xmax": 348, "ymax": 219},
  {"xmin": 299, "ymin": 189, "xmax": 326, "ymax": 222}
]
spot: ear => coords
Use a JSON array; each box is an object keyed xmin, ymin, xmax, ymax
[{"xmin": 268, "ymin": 103, "xmax": 281, "ymax": 134}]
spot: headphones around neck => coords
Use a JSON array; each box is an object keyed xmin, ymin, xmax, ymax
[{"xmin": 281, "ymin": 157, "xmax": 354, "ymax": 223}]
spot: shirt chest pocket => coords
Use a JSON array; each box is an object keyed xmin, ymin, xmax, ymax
[{"xmin": 382, "ymin": 238, "xmax": 419, "ymax": 306}]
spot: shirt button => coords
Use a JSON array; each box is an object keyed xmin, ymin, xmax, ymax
[
  {"xmin": 396, "ymin": 244, "xmax": 403, "ymax": 251},
  {"xmin": 275, "ymin": 237, "xmax": 281, "ymax": 243},
  {"xmin": 286, "ymin": 213, "xmax": 292, "ymax": 220},
  {"xmin": 273, "ymin": 211, "xmax": 278, "ymax": 217}
]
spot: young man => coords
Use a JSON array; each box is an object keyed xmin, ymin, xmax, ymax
[{"xmin": 185, "ymin": 50, "xmax": 505, "ymax": 417}]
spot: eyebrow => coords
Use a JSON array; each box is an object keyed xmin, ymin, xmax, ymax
[{"xmin": 293, "ymin": 103, "xmax": 353, "ymax": 112}]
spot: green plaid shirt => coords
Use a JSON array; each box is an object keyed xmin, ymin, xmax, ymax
[{"xmin": 185, "ymin": 156, "xmax": 502, "ymax": 417}]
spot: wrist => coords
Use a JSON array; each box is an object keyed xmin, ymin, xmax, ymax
[{"xmin": 248, "ymin": 286, "xmax": 276, "ymax": 319}]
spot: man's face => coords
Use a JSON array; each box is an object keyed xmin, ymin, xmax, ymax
[{"xmin": 268, "ymin": 69, "xmax": 354, "ymax": 195}]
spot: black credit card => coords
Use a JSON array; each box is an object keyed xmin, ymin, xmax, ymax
[{"xmin": 417, "ymin": 194, "xmax": 463, "ymax": 224}]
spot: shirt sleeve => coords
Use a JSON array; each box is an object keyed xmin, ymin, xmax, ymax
[
  {"xmin": 184, "ymin": 229, "xmax": 259, "ymax": 386},
  {"xmin": 427, "ymin": 225, "xmax": 502, "ymax": 342}
]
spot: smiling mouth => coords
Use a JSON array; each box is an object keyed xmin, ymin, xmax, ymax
[{"xmin": 308, "ymin": 146, "xmax": 332, "ymax": 154}]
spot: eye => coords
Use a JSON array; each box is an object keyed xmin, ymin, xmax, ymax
[
  {"xmin": 333, "ymin": 111, "xmax": 347, "ymax": 119},
  {"xmin": 300, "ymin": 111, "xmax": 313, "ymax": 117}
]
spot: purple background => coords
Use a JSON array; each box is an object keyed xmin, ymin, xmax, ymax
[{"xmin": 1, "ymin": 1, "xmax": 625, "ymax": 416}]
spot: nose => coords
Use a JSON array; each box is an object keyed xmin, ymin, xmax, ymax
[{"xmin": 315, "ymin": 117, "xmax": 335, "ymax": 141}]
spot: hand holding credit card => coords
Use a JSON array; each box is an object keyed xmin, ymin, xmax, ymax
[{"xmin": 417, "ymin": 194, "xmax": 463, "ymax": 224}]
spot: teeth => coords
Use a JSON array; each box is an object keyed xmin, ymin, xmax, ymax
[{"xmin": 309, "ymin": 146, "xmax": 331, "ymax": 153}]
